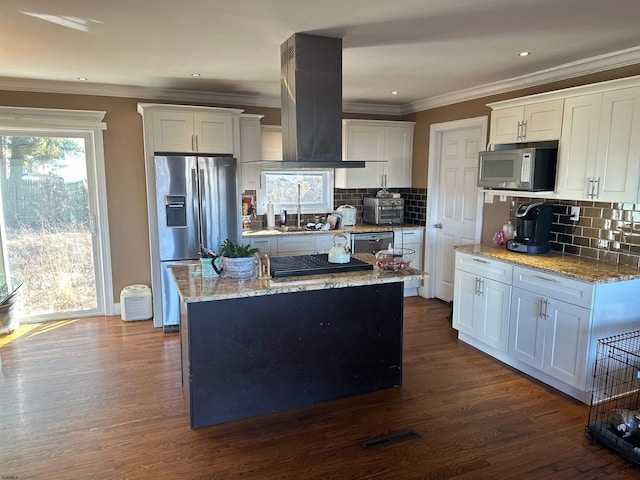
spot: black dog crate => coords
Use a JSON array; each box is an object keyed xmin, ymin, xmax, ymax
[{"xmin": 585, "ymin": 330, "xmax": 640, "ymax": 465}]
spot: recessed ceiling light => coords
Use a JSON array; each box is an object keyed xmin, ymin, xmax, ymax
[
  {"xmin": 190, "ymin": 73, "xmax": 201, "ymax": 77},
  {"xmin": 77, "ymin": 77, "xmax": 88, "ymax": 81},
  {"xmin": 391, "ymin": 91, "xmax": 399, "ymax": 95},
  {"xmin": 518, "ymin": 51, "xmax": 531, "ymax": 57}
]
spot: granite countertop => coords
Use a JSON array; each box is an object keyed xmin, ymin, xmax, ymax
[
  {"xmin": 242, "ymin": 223, "xmax": 421, "ymax": 237},
  {"xmin": 456, "ymin": 244, "xmax": 640, "ymax": 283},
  {"xmin": 170, "ymin": 253, "xmax": 427, "ymax": 303}
]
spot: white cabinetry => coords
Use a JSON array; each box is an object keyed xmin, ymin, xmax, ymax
[
  {"xmin": 556, "ymin": 86, "xmax": 640, "ymax": 202},
  {"xmin": 335, "ymin": 120, "xmax": 414, "ymax": 189},
  {"xmin": 453, "ymin": 252, "xmax": 640, "ymax": 402},
  {"xmin": 452, "ymin": 252, "xmax": 513, "ymax": 352},
  {"xmin": 489, "ymin": 99, "xmax": 564, "ymax": 144},
  {"xmin": 509, "ymin": 267, "xmax": 593, "ymax": 390},
  {"xmin": 151, "ymin": 109, "xmax": 238, "ymax": 154},
  {"xmin": 394, "ymin": 228, "xmax": 424, "ymax": 296},
  {"xmin": 239, "ymin": 115, "xmax": 263, "ymax": 192},
  {"xmin": 275, "ymin": 233, "xmax": 351, "ymax": 257},
  {"xmin": 248, "ymin": 237, "xmax": 276, "ymax": 256}
]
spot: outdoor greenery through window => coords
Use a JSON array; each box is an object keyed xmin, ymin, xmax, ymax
[
  {"xmin": 258, "ymin": 170, "xmax": 334, "ymax": 215},
  {"xmin": 0, "ymin": 134, "xmax": 97, "ymax": 318}
]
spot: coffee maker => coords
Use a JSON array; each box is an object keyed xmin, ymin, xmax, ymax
[{"xmin": 506, "ymin": 202, "xmax": 555, "ymax": 254}]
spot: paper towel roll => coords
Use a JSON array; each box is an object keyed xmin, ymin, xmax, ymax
[{"xmin": 266, "ymin": 202, "xmax": 275, "ymax": 228}]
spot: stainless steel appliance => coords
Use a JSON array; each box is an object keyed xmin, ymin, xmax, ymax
[
  {"xmin": 477, "ymin": 146, "xmax": 557, "ymax": 191},
  {"xmin": 363, "ymin": 198, "xmax": 404, "ymax": 225},
  {"xmin": 351, "ymin": 232, "xmax": 394, "ymax": 255},
  {"xmin": 506, "ymin": 202, "xmax": 555, "ymax": 254},
  {"xmin": 154, "ymin": 154, "xmax": 240, "ymax": 332}
]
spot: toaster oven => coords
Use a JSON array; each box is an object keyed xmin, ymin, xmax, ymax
[{"xmin": 363, "ymin": 197, "xmax": 404, "ymax": 225}]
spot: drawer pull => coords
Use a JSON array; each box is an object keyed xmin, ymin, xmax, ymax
[
  {"xmin": 472, "ymin": 258, "xmax": 489, "ymax": 264},
  {"xmin": 535, "ymin": 275, "xmax": 558, "ymax": 283}
]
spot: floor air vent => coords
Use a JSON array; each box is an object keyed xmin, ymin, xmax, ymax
[{"xmin": 360, "ymin": 429, "xmax": 421, "ymax": 450}]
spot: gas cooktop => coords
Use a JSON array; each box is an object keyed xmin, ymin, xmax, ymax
[{"xmin": 269, "ymin": 254, "xmax": 373, "ymax": 279}]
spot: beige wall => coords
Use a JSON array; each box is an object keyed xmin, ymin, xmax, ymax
[{"xmin": 2, "ymin": 63, "xmax": 640, "ymax": 303}]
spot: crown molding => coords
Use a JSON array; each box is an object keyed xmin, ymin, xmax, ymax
[{"xmin": 401, "ymin": 46, "xmax": 640, "ymax": 114}]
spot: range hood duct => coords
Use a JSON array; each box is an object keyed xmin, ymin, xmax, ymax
[{"xmin": 279, "ymin": 33, "xmax": 365, "ymax": 169}]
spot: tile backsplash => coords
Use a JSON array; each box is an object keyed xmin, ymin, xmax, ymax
[
  {"xmin": 244, "ymin": 187, "xmax": 428, "ymax": 228},
  {"xmin": 511, "ymin": 197, "xmax": 640, "ymax": 268}
]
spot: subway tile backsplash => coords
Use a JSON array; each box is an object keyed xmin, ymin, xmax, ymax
[
  {"xmin": 334, "ymin": 187, "xmax": 427, "ymax": 226},
  {"xmin": 511, "ymin": 197, "xmax": 640, "ymax": 268}
]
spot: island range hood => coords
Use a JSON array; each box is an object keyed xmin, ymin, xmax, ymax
[{"xmin": 277, "ymin": 33, "xmax": 365, "ymax": 169}]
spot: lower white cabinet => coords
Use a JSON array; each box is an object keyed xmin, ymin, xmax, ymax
[
  {"xmin": 248, "ymin": 237, "xmax": 276, "ymax": 256},
  {"xmin": 453, "ymin": 252, "xmax": 513, "ymax": 352},
  {"xmin": 394, "ymin": 228, "xmax": 424, "ymax": 296},
  {"xmin": 453, "ymin": 252, "xmax": 640, "ymax": 403},
  {"xmin": 509, "ymin": 286, "xmax": 590, "ymax": 390},
  {"xmin": 274, "ymin": 233, "xmax": 351, "ymax": 257}
]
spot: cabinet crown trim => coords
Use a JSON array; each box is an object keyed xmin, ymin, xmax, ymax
[
  {"xmin": 137, "ymin": 103, "xmax": 244, "ymax": 116},
  {"xmin": 487, "ymin": 75, "xmax": 640, "ymax": 110}
]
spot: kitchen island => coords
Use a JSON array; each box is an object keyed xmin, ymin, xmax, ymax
[{"xmin": 171, "ymin": 254, "xmax": 425, "ymax": 429}]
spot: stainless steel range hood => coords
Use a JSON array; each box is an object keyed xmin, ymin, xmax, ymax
[{"xmin": 277, "ymin": 33, "xmax": 365, "ymax": 169}]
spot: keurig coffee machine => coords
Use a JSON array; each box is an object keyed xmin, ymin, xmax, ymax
[{"xmin": 506, "ymin": 202, "xmax": 555, "ymax": 254}]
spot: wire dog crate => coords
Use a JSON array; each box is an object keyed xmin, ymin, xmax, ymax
[{"xmin": 585, "ymin": 330, "xmax": 640, "ymax": 465}]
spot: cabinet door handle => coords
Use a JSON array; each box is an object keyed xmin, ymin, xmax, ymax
[
  {"xmin": 593, "ymin": 177, "xmax": 600, "ymax": 199},
  {"xmin": 195, "ymin": 135, "xmax": 199, "ymax": 152},
  {"xmin": 191, "ymin": 134, "xmax": 196, "ymax": 152},
  {"xmin": 472, "ymin": 258, "xmax": 489, "ymax": 264},
  {"xmin": 478, "ymin": 278, "xmax": 484, "ymax": 296},
  {"xmin": 534, "ymin": 274, "xmax": 558, "ymax": 283},
  {"xmin": 521, "ymin": 120, "xmax": 527, "ymax": 139},
  {"xmin": 474, "ymin": 277, "xmax": 480, "ymax": 296},
  {"xmin": 587, "ymin": 177, "xmax": 594, "ymax": 198}
]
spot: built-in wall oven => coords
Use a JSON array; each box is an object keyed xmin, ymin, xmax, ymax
[{"xmin": 351, "ymin": 232, "xmax": 393, "ymax": 255}]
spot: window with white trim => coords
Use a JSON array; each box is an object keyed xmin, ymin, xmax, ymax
[{"xmin": 257, "ymin": 170, "xmax": 334, "ymax": 215}]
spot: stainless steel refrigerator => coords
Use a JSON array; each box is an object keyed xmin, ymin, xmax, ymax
[{"xmin": 154, "ymin": 154, "xmax": 240, "ymax": 332}]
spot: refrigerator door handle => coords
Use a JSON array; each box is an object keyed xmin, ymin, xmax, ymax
[
  {"xmin": 198, "ymin": 165, "xmax": 207, "ymax": 250},
  {"xmin": 191, "ymin": 167, "xmax": 201, "ymax": 253}
]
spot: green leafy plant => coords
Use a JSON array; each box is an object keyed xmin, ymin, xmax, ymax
[{"xmin": 219, "ymin": 238, "xmax": 260, "ymax": 258}]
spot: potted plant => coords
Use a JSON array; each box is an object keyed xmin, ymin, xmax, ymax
[{"xmin": 217, "ymin": 239, "xmax": 260, "ymax": 280}]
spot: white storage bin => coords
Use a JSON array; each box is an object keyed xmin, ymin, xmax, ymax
[{"xmin": 120, "ymin": 284, "xmax": 153, "ymax": 321}]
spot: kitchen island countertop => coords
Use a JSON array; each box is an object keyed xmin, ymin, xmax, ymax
[
  {"xmin": 171, "ymin": 253, "xmax": 426, "ymax": 303},
  {"xmin": 456, "ymin": 244, "xmax": 640, "ymax": 283}
]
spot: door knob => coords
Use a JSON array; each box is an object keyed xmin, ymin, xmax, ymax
[{"xmin": 434, "ymin": 223, "xmax": 443, "ymax": 229}]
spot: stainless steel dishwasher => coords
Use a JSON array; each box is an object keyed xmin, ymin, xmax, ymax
[{"xmin": 351, "ymin": 232, "xmax": 393, "ymax": 254}]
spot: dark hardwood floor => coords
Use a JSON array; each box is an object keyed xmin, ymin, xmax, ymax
[{"xmin": 0, "ymin": 297, "xmax": 637, "ymax": 479}]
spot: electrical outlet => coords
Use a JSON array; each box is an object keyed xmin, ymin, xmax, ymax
[
  {"xmin": 499, "ymin": 194, "xmax": 507, "ymax": 202},
  {"xmin": 570, "ymin": 206, "xmax": 580, "ymax": 221},
  {"xmin": 484, "ymin": 193, "xmax": 494, "ymax": 204}
]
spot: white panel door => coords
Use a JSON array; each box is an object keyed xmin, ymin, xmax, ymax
[{"xmin": 433, "ymin": 128, "xmax": 483, "ymax": 301}]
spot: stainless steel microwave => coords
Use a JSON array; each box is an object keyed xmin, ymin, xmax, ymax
[{"xmin": 477, "ymin": 147, "xmax": 558, "ymax": 191}]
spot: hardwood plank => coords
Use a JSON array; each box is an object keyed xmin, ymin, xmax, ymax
[{"xmin": 0, "ymin": 298, "xmax": 637, "ymax": 479}]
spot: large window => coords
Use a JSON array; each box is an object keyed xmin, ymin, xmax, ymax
[{"xmin": 257, "ymin": 170, "xmax": 334, "ymax": 215}]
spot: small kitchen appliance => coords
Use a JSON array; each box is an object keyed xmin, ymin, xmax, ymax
[
  {"xmin": 477, "ymin": 146, "xmax": 558, "ymax": 191},
  {"xmin": 335, "ymin": 205, "xmax": 357, "ymax": 226},
  {"xmin": 363, "ymin": 197, "xmax": 404, "ymax": 225},
  {"xmin": 506, "ymin": 202, "xmax": 555, "ymax": 254},
  {"xmin": 327, "ymin": 233, "xmax": 351, "ymax": 264}
]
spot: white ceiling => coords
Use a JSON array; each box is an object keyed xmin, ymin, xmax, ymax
[{"xmin": 2, "ymin": 0, "xmax": 640, "ymax": 114}]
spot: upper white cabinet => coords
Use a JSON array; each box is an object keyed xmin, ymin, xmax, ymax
[
  {"xmin": 335, "ymin": 120, "xmax": 414, "ymax": 189},
  {"xmin": 239, "ymin": 114, "xmax": 263, "ymax": 192},
  {"xmin": 556, "ymin": 86, "xmax": 640, "ymax": 202},
  {"xmin": 142, "ymin": 105, "xmax": 242, "ymax": 154},
  {"xmin": 489, "ymin": 99, "xmax": 564, "ymax": 144}
]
